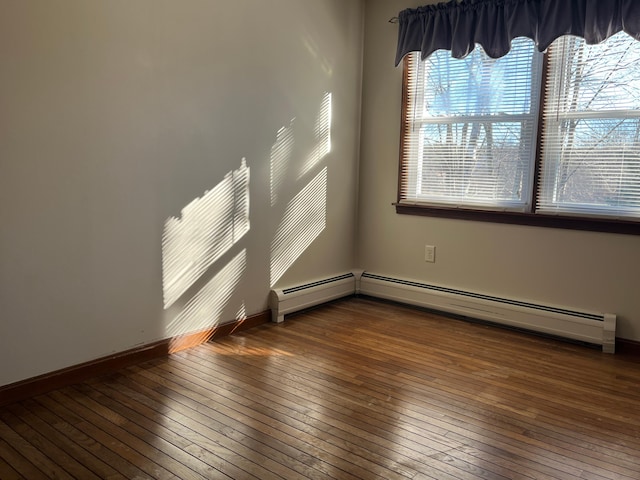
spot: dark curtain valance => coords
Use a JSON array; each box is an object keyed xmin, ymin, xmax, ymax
[{"xmin": 395, "ymin": 0, "xmax": 640, "ymax": 65}]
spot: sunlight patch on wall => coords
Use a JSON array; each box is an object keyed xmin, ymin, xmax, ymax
[
  {"xmin": 162, "ymin": 160, "xmax": 250, "ymax": 309},
  {"xmin": 166, "ymin": 249, "xmax": 247, "ymax": 345},
  {"xmin": 236, "ymin": 303, "xmax": 246, "ymax": 324},
  {"xmin": 270, "ymin": 167, "xmax": 327, "ymax": 286},
  {"xmin": 270, "ymin": 121, "xmax": 295, "ymax": 207},
  {"xmin": 302, "ymin": 34, "xmax": 334, "ymax": 76},
  {"xmin": 300, "ymin": 92, "xmax": 332, "ymax": 179}
]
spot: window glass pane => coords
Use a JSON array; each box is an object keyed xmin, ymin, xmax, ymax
[
  {"xmin": 421, "ymin": 41, "xmax": 535, "ymax": 118},
  {"xmin": 419, "ymin": 122, "xmax": 529, "ymax": 204},
  {"xmin": 539, "ymin": 33, "xmax": 640, "ymax": 219},
  {"xmin": 401, "ymin": 38, "xmax": 541, "ymax": 211}
]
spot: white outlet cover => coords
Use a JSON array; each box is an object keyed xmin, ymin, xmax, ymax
[{"xmin": 425, "ymin": 245, "xmax": 435, "ymax": 263}]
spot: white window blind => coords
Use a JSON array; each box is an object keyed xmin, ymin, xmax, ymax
[
  {"xmin": 538, "ymin": 32, "xmax": 640, "ymax": 220},
  {"xmin": 400, "ymin": 39, "xmax": 543, "ymax": 212}
]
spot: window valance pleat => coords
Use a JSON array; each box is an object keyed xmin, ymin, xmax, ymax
[{"xmin": 395, "ymin": 0, "xmax": 640, "ymax": 65}]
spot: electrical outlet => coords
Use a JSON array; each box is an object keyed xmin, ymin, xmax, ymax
[{"xmin": 425, "ymin": 245, "xmax": 435, "ymax": 263}]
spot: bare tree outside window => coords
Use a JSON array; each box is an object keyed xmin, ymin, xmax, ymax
[{"xmin": 539, "ymin": 33, "xmax": 640, "ymax": 216}]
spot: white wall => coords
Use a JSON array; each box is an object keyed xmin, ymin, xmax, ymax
[
  {"xmin": 358, "ymin": 0, "xmax": 640, "ymax": 341},
  {"xmin": 0, "ymin": 0, "xmax": 364, "ymax": 386}
]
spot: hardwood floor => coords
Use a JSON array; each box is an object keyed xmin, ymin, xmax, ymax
[{"xmin": 1, "ymin": 296, "xmax": 640, "ymax": 479}]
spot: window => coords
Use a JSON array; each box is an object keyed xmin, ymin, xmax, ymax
[{"xmin": 398, "ymin": 32, "xmax": 640, "ymax": 234}]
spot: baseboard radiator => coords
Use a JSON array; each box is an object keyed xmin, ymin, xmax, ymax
[
  {"xmin": 268, "ymin": 271, "xmax": 616, "ymax": 353},
  {"xmin": 359, "ymin": 272, "xmax": 616, "ymax": 353},
  {"xmin": 269, "ymin": 271, "xmax": 362, "ymax": 323}
]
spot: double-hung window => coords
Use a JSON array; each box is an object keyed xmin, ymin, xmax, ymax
[{"xmin": 398, "ymin": 32, "xmax": 640, "ymax": 233}]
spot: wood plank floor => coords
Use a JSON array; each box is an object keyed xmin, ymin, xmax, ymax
[{"xmin": 1, "ymin": 296, "xmax": 640, "ymax": 479}]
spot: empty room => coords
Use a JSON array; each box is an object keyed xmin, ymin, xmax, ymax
[{"xmin": 1, "ymin": 0, "xmax": 639, "ymax": 478}]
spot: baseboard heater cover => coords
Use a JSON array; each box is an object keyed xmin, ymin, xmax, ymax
[
  {"xmin": 269, "ymin": 271, "xmax": 362, "ymax": 323},
  {"xmin": 359, "ymin": 272, "xmax": 616, "ymax": 353}
]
